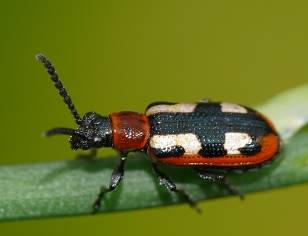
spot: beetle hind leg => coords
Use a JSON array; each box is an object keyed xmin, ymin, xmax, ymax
[
  {"xmin": 196, "ymin": 170, "xmax": 244, "ymax": 200},
  {"xmin": 152, "ymin": 163, "xmax": 201, "ymax": 213}
]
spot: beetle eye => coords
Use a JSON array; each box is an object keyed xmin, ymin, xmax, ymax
[{"xmin": 93, "ymin": 136, "xmax": 102, "ymax": 144}]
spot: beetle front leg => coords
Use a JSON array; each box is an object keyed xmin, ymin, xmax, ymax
[
  {"xmin": 152, "ymin": 163, "xmax": 201, "ymax": 213},
  {"xmin": 92, "ymin": 152, "xmax": 127, "ymax": 214},
  {"xmin": 196, "ymin": 170, "xmax": 244, "ymax": 200}
]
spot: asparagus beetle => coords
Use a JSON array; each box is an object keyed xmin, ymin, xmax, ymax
[{"xmin": 36, "ymin": 54, "xmax": 280, "ymax": 213}]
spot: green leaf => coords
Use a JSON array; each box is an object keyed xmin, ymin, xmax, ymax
[
  {"xmin": 257, "ymin": 84, "xmax": 308, "ymax": 140},
  {"xmin": 1, "ymin": 85, "xmax": 308, "ymax": 221}
]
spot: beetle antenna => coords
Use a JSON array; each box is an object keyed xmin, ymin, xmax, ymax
[
  {"xmin": 36, "ymin": 53, "xmax": 82, "ymax": 125},
  {"xmin": 44, "ymin": 128, "xmax": 75, "ymax": 137}
]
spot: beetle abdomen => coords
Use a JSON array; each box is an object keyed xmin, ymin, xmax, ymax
[{"xmin": 146, "ymin": 102, "xmax": 279, "ymax": 168}]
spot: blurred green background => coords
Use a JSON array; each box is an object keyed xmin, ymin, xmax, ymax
[{"xmin": 1, "ymin": 0, "xmax": 308, "ymax": 235}]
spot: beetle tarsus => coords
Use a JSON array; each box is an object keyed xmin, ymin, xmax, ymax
[
  {"xmin": 152, "ymin": 163, "xmax": 201, "ymax": 213},
  {"xmin": 92, "ymin": 153, "xmax": 127, "ymax": 214},
  {"xmin": 197, "ymin": 170, "xmax": 244, "ymax": 200}
]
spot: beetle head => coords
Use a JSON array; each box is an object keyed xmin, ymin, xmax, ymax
[
  {"xmin": 69, "ymin": 112, "xmax": 112, "ymax": 150},
  {"xmin": 36, "ymin": 54, "xmax": 112, "ymax": 151},
  {"xmin": 44, "ymin": 112, "xmax": 112, "ymax": 150}
]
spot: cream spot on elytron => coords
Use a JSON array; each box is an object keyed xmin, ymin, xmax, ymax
[
  {"xmin": 224, "ymin": 132, "xmax": 252, "ymax": 155},
  {"xmin": 146, "ymin": 103, "xmax": 197, "ymax": 116},
  {"xmin": 220, "ymin": 102, "xmax": 247, "ymax": 114},
  {"xmin": 150, "ymin": 133, "xmax": 201, "ymax": 155}
]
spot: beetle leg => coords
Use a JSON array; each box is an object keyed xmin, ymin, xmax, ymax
[
  {"xmin": 197, "ymin": 170, "xmax": 244, "ymax": 200},
  {"xmin": 152, "ymin": 163, "xmax": 201, "ymax": 213},
  {"xmin": 92, "ymin": 152, "xmax": 127, "ymax": 214},
  {"xmin": 76, "ymin": 148, "xmax": 97, "ymax": 160}
]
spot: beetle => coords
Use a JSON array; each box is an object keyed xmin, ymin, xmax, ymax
[{"xmin": 36, "ymin": 54, "xmax": 280, "ymax": 213}]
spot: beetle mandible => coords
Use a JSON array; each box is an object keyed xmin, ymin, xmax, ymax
[{"xmin": 36, "ymin": 54, "xmax": 280, "ymax": 213}]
